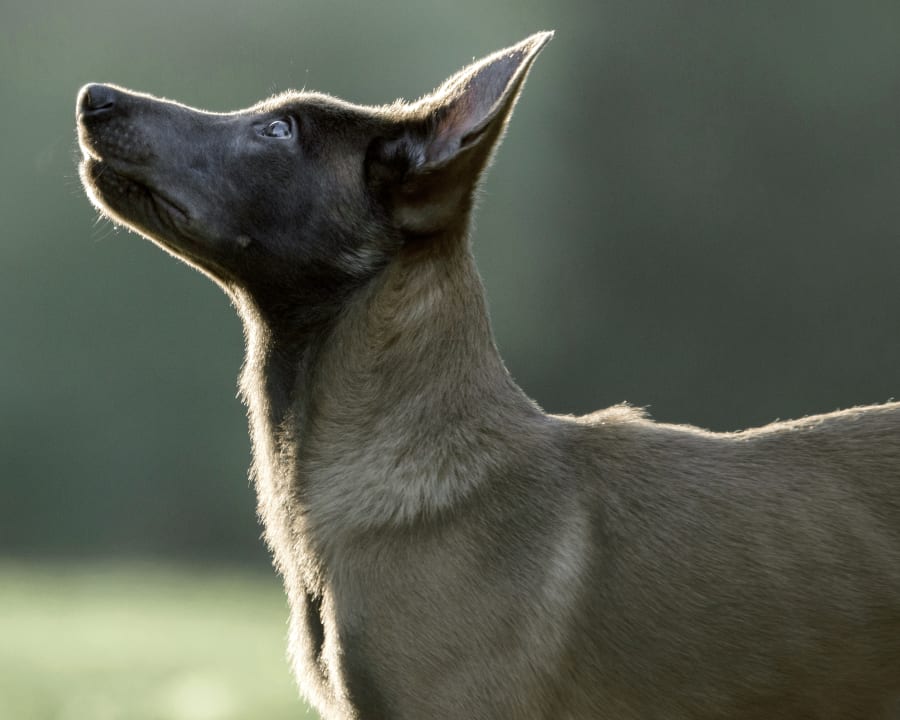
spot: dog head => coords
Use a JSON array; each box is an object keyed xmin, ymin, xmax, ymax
[{"xmin": 77, "ymin": 33, "xmax": 552, "ymax": 324}]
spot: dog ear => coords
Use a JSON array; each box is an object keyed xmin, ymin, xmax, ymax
[{"xmin": 367, "ymin": 32, "xmax": 553, "ymax": 237}]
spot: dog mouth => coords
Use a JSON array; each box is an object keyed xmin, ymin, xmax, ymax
[
  {"xmin": 79, "ymin": 153, "xmax": 238, "ymax": 282},
  {"xmin": 80, "ymin": 155, "xmax": 190, "ymax": 234}
]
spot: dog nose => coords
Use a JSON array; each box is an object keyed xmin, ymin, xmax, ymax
[{"xmin": 78, "ymin": 84, "xmax": 117, "ymax": 117}]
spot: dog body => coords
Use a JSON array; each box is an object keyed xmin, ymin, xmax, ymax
[{"xmin": 77, "ymin": 33, "xmax": 900, "ymax": 719}]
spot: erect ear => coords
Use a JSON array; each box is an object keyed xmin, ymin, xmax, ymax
[{"xmin": 367, "ymin": 31, "xmax": 553, "ymax": 236}]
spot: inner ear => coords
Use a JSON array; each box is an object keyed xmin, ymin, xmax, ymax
[
  {"xmin": 417, "ymin": 31, "xmax": 553, "ymax": 170},
  {"xmin": 367, "ymin": 32, "xmax": 553, "ymax": 236}
]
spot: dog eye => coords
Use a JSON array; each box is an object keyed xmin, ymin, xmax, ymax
[{"xmin": 262, "ymin": 119, "xmax": 292, "ymax": 138}]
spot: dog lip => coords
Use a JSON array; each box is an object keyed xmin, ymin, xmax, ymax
[
  {"xmin": 76, "ymin": 120, "xmax": 103, "ymax": 161},
  {"xmin": 79, "ymin": 141, "xmax": 100, "ymax": 162},
  {"xmin": 151, "ymin": 188, "xmax": 190, "ymax": 226}
]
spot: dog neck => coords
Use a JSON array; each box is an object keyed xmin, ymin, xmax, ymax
[{"xmin": 238, "ymin": 231, "xmax": 542, "ymax": 565}]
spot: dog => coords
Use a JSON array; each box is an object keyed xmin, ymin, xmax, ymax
[{"xmin": 77, "ymin": 32, "xmax": 900, "ymax": 719}]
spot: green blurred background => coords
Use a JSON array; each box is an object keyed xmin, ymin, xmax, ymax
[{"xmin": 3, "ymin": 1, "xmax": 900, "ymax": 718}]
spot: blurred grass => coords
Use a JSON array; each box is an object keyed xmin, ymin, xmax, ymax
[{"xmin": 0, "ymin": 561, "xmax": 319, "ymax": 720}]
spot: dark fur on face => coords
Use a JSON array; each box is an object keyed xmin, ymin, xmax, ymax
[
  {"xmin": 78, "ymin": 33, "xmax": 900, "ymax": 720},
  {"xmin": 78, "ymin": 85, "xmax": 404, "ymax": 337}
]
